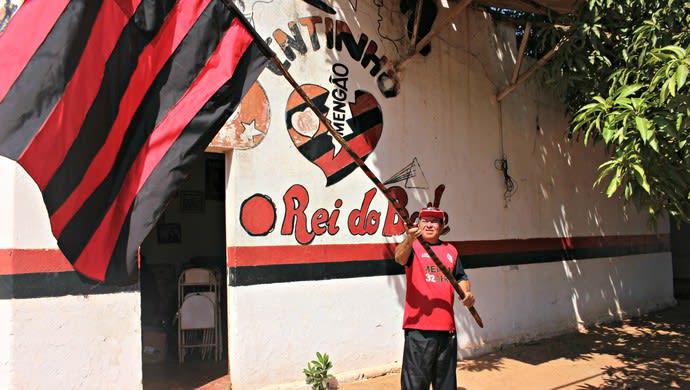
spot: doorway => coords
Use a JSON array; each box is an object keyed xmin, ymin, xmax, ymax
[
  {"xmin": 670, "ymin": 217, "xmax": 690, "ymax": 298},
  {"xmin": 139, "ymin": 153, "xmax": 229, "ymax": 389}
]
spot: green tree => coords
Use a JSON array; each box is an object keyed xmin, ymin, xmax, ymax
[{"xmin": 536, "ymin": 0, "xmax": 690, "ymax": 226}]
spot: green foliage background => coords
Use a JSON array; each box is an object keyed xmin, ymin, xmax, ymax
[{"xmin": 537, "ymin": 0, "xmax": 690, "ymax": 227}]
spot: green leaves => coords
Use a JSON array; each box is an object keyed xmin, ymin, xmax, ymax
[
  {"xmin": 489, "ymin": 0, "xmax": 690, "ymax": 225},
  {"xmin": 678, "ymin": 64, "xmax": 689, "ymax": 86},
  {"xmin": 541, "ymin": 0, "xmax": 690, "ymax": 226},
  {"xmin": 634, "ymin": 116, "xmax": 652, "ymax": 141},
  {"xmin": 303, "ymin": 352, "xmax": 334, "ymax": 390},
  {"xmin": 651, "ymin": 45, "xmax": 689, "ymax": 103},
  {"xmin": 632, "ymin": 163, "xmax": 651, "ymax": 193}
]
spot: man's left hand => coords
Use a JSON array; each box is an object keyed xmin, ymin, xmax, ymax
[{"xmin": 460, "ymin": 291, "xmax": 475, "ymax": 307}]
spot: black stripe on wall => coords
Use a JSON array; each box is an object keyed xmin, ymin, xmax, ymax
[
  {"xmin": 0, "ymin": 272, "xmax": 137, "ymax": 299},
  {"xmin": 1, "ymin": 239, "xmax": 670, "ymax": 298},
  {"xmin": 229, "ymin": 241, "xmax": 671, "ymax": 286}
]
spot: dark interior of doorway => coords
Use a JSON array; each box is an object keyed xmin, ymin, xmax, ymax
[
  {"xmin": 670, "ymin": 217, "xmax": 690, "ymax": 299},
  {"xmin": 140, "ymin": 153, "xmax": 229, "ymax": 389}
]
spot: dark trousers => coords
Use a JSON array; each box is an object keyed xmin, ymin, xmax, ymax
[{"xmin": 401, "ymin": 329, "xmax": 457, "ymax": 390}]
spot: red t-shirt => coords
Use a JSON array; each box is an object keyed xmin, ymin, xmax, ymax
[{"xmin": 402, "ymin": 240, "xmax": 466, "ymax": 332}]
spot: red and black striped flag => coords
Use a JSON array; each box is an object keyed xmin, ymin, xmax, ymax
[{"xmin": 0, "ymin": 0, "xmax": 270, "ymax": 284}]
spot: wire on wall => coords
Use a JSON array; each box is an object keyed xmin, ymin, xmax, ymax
[
  {"xmin": 495, "ymin": 101, "xmax": 517, "ymax": 207},
  {"xmin": 494, "ymin": 156, "xmax": 515, "ymax": 206}
]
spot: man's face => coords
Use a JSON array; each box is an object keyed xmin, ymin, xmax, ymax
[{"xmin": 419, "ymin": 217, "xmax": 443, "ymax": 243}]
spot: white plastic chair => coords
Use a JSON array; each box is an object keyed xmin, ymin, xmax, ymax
[
  {"xmin": 177, "ymin": 293, "xmax": 219, "ymax": 362},
  {"xmin": 178, "ymin": 268, "xmax": 218, "ymax": 303},
  {"xmin": 177, "ymin": 267, "xmax": 221, "ymax": 363}
]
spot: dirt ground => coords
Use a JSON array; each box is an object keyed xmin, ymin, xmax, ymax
[
  {"xmin": 145, "ymin": 298, "xmax": 689, "ymax": 389},
  {"xmin": 339, "ymin": 298, "xmax": 690, "ymax": 390}
]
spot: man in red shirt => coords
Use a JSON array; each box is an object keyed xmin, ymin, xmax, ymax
[{"xmin": 394, "ymin": 207, "xmax": 475, "ymax": 389}]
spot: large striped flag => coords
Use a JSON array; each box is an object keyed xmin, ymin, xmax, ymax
[{"xmin": 0, "ymin": 0, "xmax": 270, "ymax": 284}]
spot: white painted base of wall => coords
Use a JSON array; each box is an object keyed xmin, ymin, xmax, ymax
[
  {"xmin": 229, "ymin": 253, "xmax": 674, "ymax": 389},
  {"xmin": 460, "ymin": 252, "xmax": 675, "ymax": 353},
  {"xmin": 0, "ymin": 292, "xmax": 142, "ymax": 390},
  {"xmin": 257, "ymin": 362, "xmax": 402, "ymax": 390}
]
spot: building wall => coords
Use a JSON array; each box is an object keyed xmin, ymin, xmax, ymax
[
  {"xmin": 0, "ymin": 159, "xmax": 142, "ymax": 390},
  {"xmin": 222, "ymin": 2, "xmax": 674, "ymax": 389},
  {"xmin": 0, "ymin": 294, "xmax": 141, "ymax": 390},
  {"xmin": 0, "ymin": 2, "xmax": 676, "ymax": 390}
]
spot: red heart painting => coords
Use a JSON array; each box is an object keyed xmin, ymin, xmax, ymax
[{"xmin": 285, "ymin": 84, "xmax": 383, "ymax": 186}]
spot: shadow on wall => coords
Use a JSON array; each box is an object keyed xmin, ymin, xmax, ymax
[
  {"xmin": 534, "ymin": 106, "xmax": 655, "ymax": 324},
  {"xmin": 493, "ymin": 28, "xmax": 658, "ymax": 323}
]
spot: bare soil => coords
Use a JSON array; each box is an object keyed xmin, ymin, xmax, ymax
[
  {"xmin": 340, "ymin": 299, "xmax": 690, "ymax": 390},
  {"xmin": 144, "ymin": 299, "xmax": 689, "ymax": 389}
]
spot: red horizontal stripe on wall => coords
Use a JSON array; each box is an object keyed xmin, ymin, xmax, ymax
[
  {"xmin": 228, "ymin": 234, "xmax": 670, "ymax": 267},
  {"xmin": 0, "ymin": 249, "xmax": 73, "ymax": 275},
  {"xmin": 228, "ymin": 243, "xmax": 397, "ymax": 267},
  {"xmin": 0, "ymin": 234, "xmax": 668, "ymax": 275}
]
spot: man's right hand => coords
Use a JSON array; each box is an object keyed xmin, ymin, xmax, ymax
[
  {"xmin": 406, "ymin": 225, "xmax": 421, "ymax": 242},
  {"xmin": 395, "ymin": 224, "xmax": 419, "ymax": 265}
]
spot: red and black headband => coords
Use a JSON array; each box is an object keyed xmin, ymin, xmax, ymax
[{"xmin": 418, "ymin": 207, "xmax": 446, "ymax": 223}]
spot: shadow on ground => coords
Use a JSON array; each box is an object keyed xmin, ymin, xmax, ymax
[{"xmin": 460, "ymin": 299, "xmax": 689, "ymax": 389}]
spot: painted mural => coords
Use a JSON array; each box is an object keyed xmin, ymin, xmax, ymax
[
  {"xmin": 263, "ymin": 13, "xmax": 400, "ymax": 97},
  {"xmin": 210, "ymin": 82, "xmax": 270, "ymax": 149},
  {"xmin": 219, "ymin": 1, "xmax": 670, "ymax": 284},
  {"xmin": 0, "ymin": 0, "xmax": 22, "ymax": 33},
  {"xmin": 285, "ymin": 81, "xmax": 383, "ymax": 186},
  {"xmin": 238, "ymin": 183, "xmax": 450, "ymax": 245},
  {"xmin": 212, "ymin": 1, "xmax": 424, "ymax": 244}
]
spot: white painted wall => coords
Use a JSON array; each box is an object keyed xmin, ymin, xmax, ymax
[
  {"xmin": 0, "ymin": 294, "xmax": 142, "ymax": 390},
  {"xmin": 464, "ymin": 254, "xmax": 674, "ymax": 351},
  {"xmin": 224, "ymin": 3, "xmax": 676, "ymax": 389},
  {"xmin": 0, "ymin": 157, "xmax": 143, "ymax": 390},
  {"xmin": 0, "ymin": 157, "xmax": 56, "ymax": 250},
  {"xmin": 228, "ymin": 255, "xmax": 672, "ymax": 390}
]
